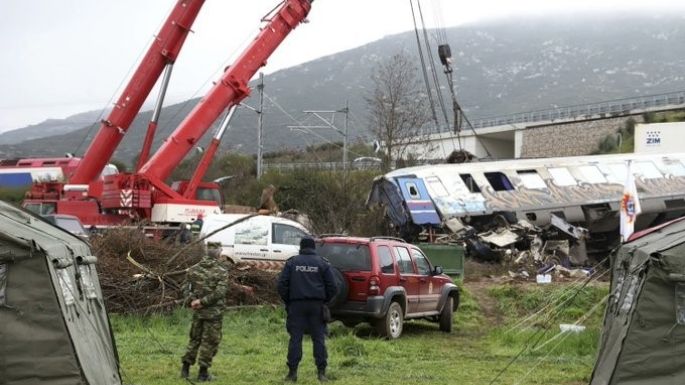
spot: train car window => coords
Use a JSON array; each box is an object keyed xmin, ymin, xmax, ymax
[
  {"xmin": 661, "ymin": 159, "xmax": 685, "ymax": 177},
  {"xmin": 406, "ymin": 182, "xmax": 420, "ymax": 199},
  {"xmin": 460, "ymin": 174, "xmax": 481, "ymax": 193},
  {"xmin": 517, "ymin": 170, "xmax": 547, "ymax": 189},
  {"xmin": 484, "ymin": 172, "xmax": 514, "ymax": 191},
  {"xmin": 578, "ymin": 166, "xmax": 606, "ymax": 184},
  {"xmin": 425, "ymin": 176, "xmax": 449, "ymax": 197},
  {"xmin": 634, "ymin": 161, "xmax": 663, "ymax": 179},
  {"xmin": 548, "ymin": 167, "xmax": 577, "ymax": 186},
  {"xmin": 598, "ymin": 163, "xmax": 627, "ymax": 184}
]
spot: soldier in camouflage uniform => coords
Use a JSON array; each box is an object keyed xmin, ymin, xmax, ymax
[{"xmin": 181, "ymin": 242, "xmax": 228, "ymax": 382}]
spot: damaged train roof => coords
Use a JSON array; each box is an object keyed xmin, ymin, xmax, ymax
[{"xmin": 369, "ymin": 152, "xmax": 685, "ymax": 233}]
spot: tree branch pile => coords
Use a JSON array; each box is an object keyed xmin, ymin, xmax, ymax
[{"xmin": 91, "ymin": 228, "xmax": 281, "ymax": 314}]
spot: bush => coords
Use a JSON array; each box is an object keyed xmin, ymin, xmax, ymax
[
  {"xmin": 170, "ymin": 151, "xmax": 391, "ymax": 236},
  {"xmin": 237, "ymin": 170, "xmax": 390, "ymax": 235},
  {"xmin": 0, "ymin": 188, "xmax": 28, "ymax": 204}
]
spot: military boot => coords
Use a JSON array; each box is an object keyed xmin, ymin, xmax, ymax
[
  {"xmin": 198, "ymin": 366, "xmax": 212, "ymax": 382},
  {"xmin": 317, "ymin": 368, "xmax": 328, "ymax": 382},
  {"xmin": 180, "ymin": 362, "xmax": 190, "ymax": 379},
  {"xmin": 284, "ymin": 367, "xmax": 297, "ymax": 382}
]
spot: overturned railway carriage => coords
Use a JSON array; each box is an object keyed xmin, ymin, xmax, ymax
[{"xmin": 369, "ymin": 152, "xmax": 685, "ymax": 248}]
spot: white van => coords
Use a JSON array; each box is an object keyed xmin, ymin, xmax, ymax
[{"xmin": 200, "ymin": 214, "xmax": 311, "ymax": 264}]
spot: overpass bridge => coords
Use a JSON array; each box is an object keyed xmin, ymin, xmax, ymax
[
  {"xmin": 413, "ymin": 89, "xmax": 685, "ymax": 160},
  {"xmin": 264, "ymin": 90, "xmax": 685, "ymax": 171},
  {"xmin": 464, "ymin": 90, "xmax": 685, "ymax": 130}
]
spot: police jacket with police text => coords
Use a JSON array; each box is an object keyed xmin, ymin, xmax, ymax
[{"xmin": 277, "ymin": 248, "xmax": 336, "ymax": 304}]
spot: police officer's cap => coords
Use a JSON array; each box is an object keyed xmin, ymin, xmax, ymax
[{"xmin": 299, "ymin": 236, "xmax": 316, "ymax": 250}]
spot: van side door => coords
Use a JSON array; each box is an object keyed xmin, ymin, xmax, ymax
[
  {"xmin": 232, "ymin": 218, "xmax": 270, "ymax": 261},
  {"xmin": 271, "ymin": 223, "xmax": 308, "ymax": 261}
]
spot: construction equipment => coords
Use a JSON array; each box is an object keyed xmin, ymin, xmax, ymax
[{"xmin": 17, "ymin": 0, "xmax": 313, "ymax": 226}]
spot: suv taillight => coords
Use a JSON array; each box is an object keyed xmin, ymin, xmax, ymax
[{"xmin": 368, "ymin": 275, "xmax": 380, "ymax": 296}]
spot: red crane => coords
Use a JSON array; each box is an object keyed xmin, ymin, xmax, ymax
[
  {"xmin": 21, "ymin": 0, "xmax": 312, "ymax": 226},
  {"xmin": 92, "ymin": 0, "xmax": 313, "ymax": 224},
  {"xmin": 22, "ymin": 0, "xmax": 207, "ymax": 225},
  {"xmin": 139, "ymin": 0, "xmax": 312, "ymax": 182},
  {"xmin": 71, "ymin": 0, "xmax": 205, "ymax": 185}
]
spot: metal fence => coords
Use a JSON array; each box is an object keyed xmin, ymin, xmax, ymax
[
  {"xmin": 263, "ymin": 160, "xmax": 384, "ymax": 172},
  {"xmin": 467, "ymin": 90, "xmax": 685, "ymax": 129}
]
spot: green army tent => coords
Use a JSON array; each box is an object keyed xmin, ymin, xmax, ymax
[
  {"xmin": 591, "ymin": 218, "xmax": 685, "ymax": 385},
  {"xmin": 0, "ymin": 201, "xmax": 121, "ymax": 385}
]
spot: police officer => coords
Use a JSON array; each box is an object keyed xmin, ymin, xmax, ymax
[
  {"xmin": 181, "ymin": 242, "xmax": 228, "ymax": 382},
  {"xmin": 277, "ymin": 237, "xmax": 337, "ymax": 382}
]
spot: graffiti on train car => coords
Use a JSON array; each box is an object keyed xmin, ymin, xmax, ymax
[{"xmin": 369, "ymin": 152, "xmax": 685, "ymax": 264}]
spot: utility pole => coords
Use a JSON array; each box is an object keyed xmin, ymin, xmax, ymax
[
  {"xmin": 288, "ymin": 103, "xmax": 350, "ymax": 170},
  {"xmin": 257, "ymin": 73, "xmax": 264, "ymax": 179},
  {"xmin": 342, "ymin": 100, "xmax": 349, "ymax": 169}
]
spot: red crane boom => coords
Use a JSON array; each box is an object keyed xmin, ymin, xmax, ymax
[
  {"xmin": 139, "ymin": 0, "xmax": 312, "ymax": 182},
  {"xmin": 69, "ymin": 0, "xmax": 205, "ymax": 184},
  {"xmin": 22, "ymin": 0, "xmax": 313, "ymax": 226}
]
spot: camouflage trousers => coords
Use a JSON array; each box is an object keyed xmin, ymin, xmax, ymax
[{"xmin": 182, "ymin": 316, "xmax": 223, "ymax": 368}]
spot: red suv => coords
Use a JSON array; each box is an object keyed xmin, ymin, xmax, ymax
[{"xmin": 318, "ymin": 236, "xmax": 459, "ymax": 339}]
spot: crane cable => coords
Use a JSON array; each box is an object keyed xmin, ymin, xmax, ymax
[
  {"xmin": 416, "ymin": 0, "xmax": 466, "ymax": 158},
  {"xmin": 416, "ymin": 0, "xmax": 451, "ymax": 132},
  {"xmin": 410, "ymin": 0, "xmax": 462, "ymax": 156},
  {"xmin": 409, "ymin": 0, "xmax": 456, "ymax": 159},
  {"xmin": 409, "ymin": 0, "xmax": 440, "ymax": 133},
  {"xmin": 420, "ymin": 0, "xmax": 498, "ymax": 160},
  {"xmin": 430, "ymin": 0, "xmax": 448, "ymax": 43}
]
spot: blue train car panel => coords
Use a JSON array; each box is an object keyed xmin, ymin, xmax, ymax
[{"xmin": 396, "ymin": 177, "xmax": 441, "ymax": 225}]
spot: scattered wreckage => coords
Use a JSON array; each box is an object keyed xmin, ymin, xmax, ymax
[{"xmin": 368, "ymin": 152, "xmax": 685, "ymax": 271}]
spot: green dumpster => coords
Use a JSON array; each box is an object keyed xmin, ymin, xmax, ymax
[{"xmin": 415, "ymin": 243, "xmax": 465, "ymax": 277}]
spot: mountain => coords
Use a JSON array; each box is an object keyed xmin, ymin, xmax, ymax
[
  {"xmin": 2, "ymin": 14, "xmax": 684, "ymax": 165},
  {"xmin": 0, "ymin": 110, "xmax": 104, "ymax": 145}
]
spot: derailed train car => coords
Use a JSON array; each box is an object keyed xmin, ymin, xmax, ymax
[{"xmin": 368, "ymin": 152, "xmax": 685, "ymax": 257}]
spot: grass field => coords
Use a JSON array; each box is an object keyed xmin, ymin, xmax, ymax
[{"xmin": 111, "ymin": 282, "xmax": 608, "ymax": 385}]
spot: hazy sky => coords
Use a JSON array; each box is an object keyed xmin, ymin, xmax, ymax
[{"xmin": 1, "ymin": 0, "xmax": 684, "ymax": 132}]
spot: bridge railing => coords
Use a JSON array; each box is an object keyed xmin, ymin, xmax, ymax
[
  {"xmin": 467, "ymin": 90, "xmax": 685, "ymax": 130},
  {"xmin": 263, "ymin": 160, "xmax": 384, "ymax": 172}
]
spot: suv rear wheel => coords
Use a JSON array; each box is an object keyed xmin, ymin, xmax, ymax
[
  {"xmin": 439, "ymin": 297, "xmax": 453, "ymax": 333},
  {"xmin": 375, "ymin": 301, "xmax": 403, "ymax": 339}
]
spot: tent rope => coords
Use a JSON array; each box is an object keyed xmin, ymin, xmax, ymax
[{"xmin": 487, "ymin": 256, "xmax": 609, "ymax": 385}]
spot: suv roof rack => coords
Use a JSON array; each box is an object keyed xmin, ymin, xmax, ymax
[{"xmin": 369, "ymin": 236, "xmax": 406, "ymax": 243}]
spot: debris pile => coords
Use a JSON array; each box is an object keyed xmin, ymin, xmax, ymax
[
  {"xmin": 443, "ymin": 213, "xmax": 594, "ymax": 281},
  {"xmin": 91, "ymin": 228, "xmax": 280, "ymax": 314}
]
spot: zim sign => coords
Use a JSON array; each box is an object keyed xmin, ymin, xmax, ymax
[
  {"xmin": 645, "ymin": 131, "xmax": 661, "ymax": 146},
  {"xmin": 635, "ymin": 122, "xmax": 685, "ymax": 154}
]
